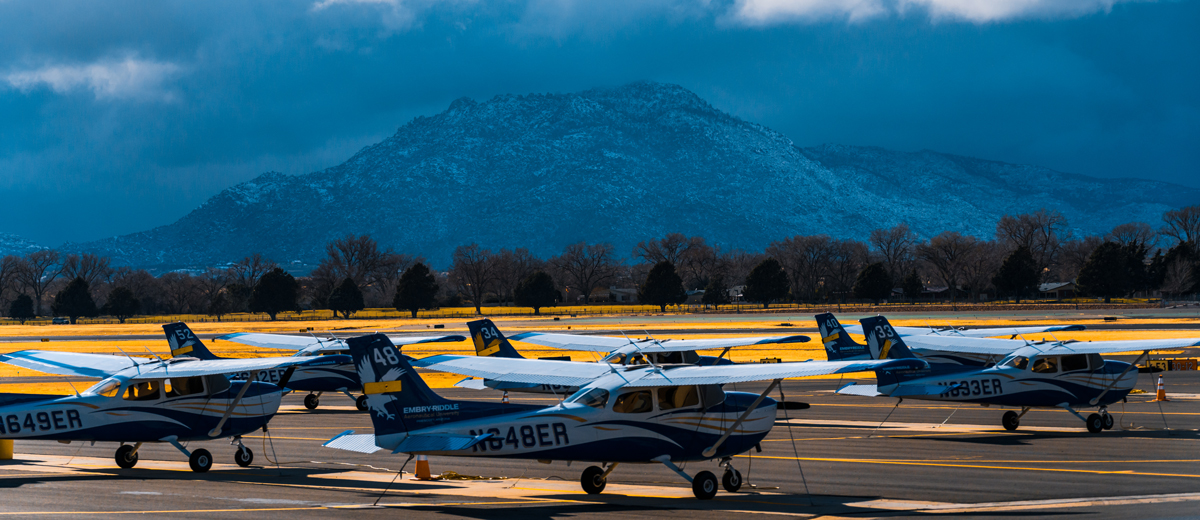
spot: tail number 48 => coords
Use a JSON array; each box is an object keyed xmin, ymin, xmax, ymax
[{"xmin": 374, "ymin": 346, "xmax": 400, "ymax": 365}]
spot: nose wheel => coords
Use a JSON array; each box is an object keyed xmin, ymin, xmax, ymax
[
  {"xmin": 233, "ymin": 437, "xmax": 254, "ymax": 467},
  {"xmin": 581, "ymin": 465, "xmax": 608, "ymax": 494},
  {"xmin": 114, "ymin": 443, "xmax": 141, "ymax": 469},
  {"xmin": 356, "ymin": 395, "xmax": 369, "ymax": 411},
  {"xmin": 303, "ymin": 393, "xmax": 321, "ymax": 410}
]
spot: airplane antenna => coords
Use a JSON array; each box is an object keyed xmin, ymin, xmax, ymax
[
  {"xmin": 64, "ymin": 377, "xmax": 80, "ymax": 397},
  {"xmin": 115, "ymin": 348, "xmax": 141, "ymax": 374},
  {"xmin": 142, "ymin": 347, "xmax": 164, "ymax": 363}
]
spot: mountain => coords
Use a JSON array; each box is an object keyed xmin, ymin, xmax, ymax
[
  {"xmin": 0, "ymin": 233, "xmax": 46, "ymax": 258},
  {"xmin": 69, "ymin": 82, "xmax": 1200, "ymax": 269}
]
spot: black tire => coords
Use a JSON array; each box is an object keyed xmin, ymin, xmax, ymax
[
  {"xmin": 1102, "ymin": 413, "xmax": 1115, "ymax": 430},
  {"xmin": 356, "ymin": 395, "xmax": 369, "ymax": 411},
  {"xmin": 1086, "ymin": 413, "xmax": 1104, "ymax": 433},
  {"xmin": 115, "ymin": 445, "xmax": 138, "ymax": 469},
  {"xmin": 692, "ymin": 471, "xmax": 718, "ymax": 500},
  {"xmin": 304, "ymin": 394, "xmax": 319, "ymax": 410},
  {"xmin": 235, "ymin": 447, "xmax": 254, "ymax": 467},
  {"xmin": 1002, "ymin": 411, "xmax": 1020, "ymax": 431},
  {"xmin": 189, "ymin": 448, "xmax": 213, "ymax": 472},
  {"xmin": 581, "ymin": 466, "xmax": 607, "ymax": 494},
  {"xmin": 722, "ymin": 469, "xmax": 743, "ymax": 492}
]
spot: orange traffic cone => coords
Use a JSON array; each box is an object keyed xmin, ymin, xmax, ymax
[
  {"xmin": 502, "ymin": 391, "xmax": 509, "ymax": 404},
  {"xmin": 1154, "ymin": 374, "xmax": 1169, "ymax": 402},
  {"xmin": 415, "ymin": 454, "xmax": 433, "ymax": 480}
]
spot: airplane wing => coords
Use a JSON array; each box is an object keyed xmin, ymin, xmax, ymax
[
  {"xmin": 892, "ymin": 335, "xmax": 1028, "ymax": 355},
  {"xmin": 1038, "ymin": 338, "xmax": 1200, "ymax": 355},
  {"xmin": 836, "ymin": 382, "xmax": 955, "ymax": 397},
  {"xmin": 411, "ymin": 355, "xmax": 615, "ymax": 387},
  {"xmin": 842, "ymin": 323, "xmax": 1084, "ymax": 338},
  {"xmin": 127, "ymin": 356, "xmax": 332, "ymax": 380},
  {"xmin": 323, "ymin": 429, "xmax": 492, "ymax": 454},
  {"xmin": 507, "ymin": 332, "xmax": 809, "ymax": 353},
  {"xmin": 218, "ymin": 333, "xmax": 464, "ymax": 352},
  {"xmin": 619, "ymin": 358, "xmax": 926, "ymax": 387},
  {"xmin": 0, "ymin": 350, "xmax": 153, "ymax": 379}
]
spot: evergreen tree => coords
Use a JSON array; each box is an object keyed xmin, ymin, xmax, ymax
[
  {"xmin": 852, "ymin": 262, "xmax": 893, "ymax": 304},
  {"xmin": 701, "ymin": 275, "xmax": 731, "ymax": 308},
  {"xmin": 51, "ymin": 276, "xmax": 98, "ymax": 324},
  {"xmin": 901, "ymin": 270, "xmax": 924, "ymax": 303},
  {"xmin": 249, "ymin": 268, "xmax": 300, "ymax": 320},
  {"xmin": 514, "ymin": 271, "xmax": 557, "ymax": 315},
  {"xmin": 393, "ymin": 262, "xmax": 439, "ymax": 318},
  {"xmin": 639, "ymin": 261, "xmax": 688, "ymax": 312},
  {"xmin": 992, "ymin": 246, "xmax": 1040, "ymax": 303},
  {"xmin": 206, "ymin": 291, "xmax": 231, "ymax": 322},
  {"xmin": 102, "ymin": 286, "xmax": 140, "ymax": 324},
  {"xmin": 743, "ymin": 258, "xmax": 789, "ymax": 309},
  {"xmin": 1077, "ymin": 242, "xmax": 1130, "ymax": 303},
  {"xmin": 328, "ymin": 277, "xmax": 365, "ymax": 319},
  {"xmin": 9, "ymin": 294, "xmax": 34, "ymax": 324}
]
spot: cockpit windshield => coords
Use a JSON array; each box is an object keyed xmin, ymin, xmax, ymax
[
  {"xmin": 999, "ymin": 355, "xmax": 1029, "ymax": 370},
  {"xmin": 566, "ymin": 388, "xmax": 609, "ymax": 408},
  {"xmin": 84, "ymin": 377, "xmax": 122, "ymax": 397}
]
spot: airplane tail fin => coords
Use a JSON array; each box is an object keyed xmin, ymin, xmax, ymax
[
  {"xmin": 467, "ymin": 319, "xmax": 524, "ymax": 359},
  {"xmin": 347, "ymin": 334, "xmax": 519, "ymax": 437},
  {"xmin": 816, "ymin": 313, "xmax": 868, "ymax": 361},
  {"xmin": 163, "ymin": 322, "xmax": 221, "ymax": 360},
  {"xmin": 858, "ymin": 316, "xmax": 917, "ymax": 360}
]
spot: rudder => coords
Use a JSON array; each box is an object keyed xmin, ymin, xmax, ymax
[
  {"xmin": 163, "ymin": 322, "xmax": 220, "ymax": 360},
  {"xmin": 467, "ymin": 319, "xmax": 524, "ymax": 359},
  {"xmin": 815, "ymin": 313, "xmax": 868, "ymax": 361}
]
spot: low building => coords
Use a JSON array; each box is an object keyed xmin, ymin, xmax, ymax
[{"xmin": 1039, "ymin": 282, "xmax": 1076, "ymax": 300}]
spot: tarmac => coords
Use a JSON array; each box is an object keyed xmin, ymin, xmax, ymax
[{"xmin": 4, "ymin": 372, "xmax": 1200, "ymax": 518}]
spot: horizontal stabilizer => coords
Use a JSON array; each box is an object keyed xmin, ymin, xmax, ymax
[
  {"xmin": 392, "ymin": 433, "xmax": 493, "ymax": 454},
  {"xmin": 836, "ymin": 383, "xmax": 881, "ymax": 397},
  {"xmin": 454, "ymin": 377, "xmax": 488, "ymax": 390},
  {"xmin": 322, "ymin": 430, "xmax": 382, "ymax": 454}
]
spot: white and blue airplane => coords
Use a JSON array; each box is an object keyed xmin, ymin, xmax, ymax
[
  {"xmin": 166, "ymin": 323, "xmax": 463, "ymax": 410},
  {"xmin": 454, "ymin": 318, "xmax": 810, "ymax": 395},
  {"xmin": 831, "ymin": 315, "xmax": 1200, "ymax": 433},
  {"xmin": 0, "ymin": 348, "xmax": 331, "ymax": 471},
  {"xmin": 321, "ymin": 333, "xmax": 923, "ymax": 499}
]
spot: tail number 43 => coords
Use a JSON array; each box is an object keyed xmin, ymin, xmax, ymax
[{"xmin": 374, "ymin": 346, "xmax": 401, "ymax": 366}]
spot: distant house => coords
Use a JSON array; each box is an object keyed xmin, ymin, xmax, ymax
[
  {"xmin": 1039, "ymin": 282, "xmax": 1076, "ymax": 300},
  {"xmin": 729, "ymin": 285, "xmax": 745, "ymax": 302},
  {"xmin": 605, "ymin": 286, "xmax": 639, "ymax": 303},
  {"xmin": 686, "ymin": 289, "xmax": 705, "ymax": 305}
]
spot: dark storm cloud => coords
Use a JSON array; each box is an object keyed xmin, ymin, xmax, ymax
[{"xmin": 0, "ymin": 0, "xmax": 1195, "ymax": 246}]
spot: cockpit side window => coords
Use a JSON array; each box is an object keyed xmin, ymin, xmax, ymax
[
  {"xmin": 123, "ymin": 380, "xmax": 161, "ymax": 401},
  {"xmin": 1031, "ymin": 356, "xmax": 1059, "ymax": 374},
  {"xmin": 657, "ymin": 386, "xmax": 700, "ymax": 410},
  {"xmin": 1000, "ymin": 356, "xmax": 1029, "ymax": 370},
  {"xmin": 568, "ymin": 388, "xmax": 609, "ymax": 409},
  {"xmin": 1088, "ymin": 354, "xmax": 1104, "ymax": 370},
  {"xmin": 205, "ymin": 375, "xmax": 231, "ymax": 395},
  {"xmin": 612, "ymin": 390, "xmax": 654, "ymax": 414},
  {"xmin": 165, "ymin": 376, "xmax": 206, "ymax": 397},
  {"xmin": 698, "ymin": 385, "xmax": 726, "ymax": 408}
]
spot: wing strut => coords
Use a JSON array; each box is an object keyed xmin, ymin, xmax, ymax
[
  {"xmin": 701, "ymin": 378, "xmax": 781, "ymax": 458},
  {"xmin": 1089, "ymin": 350, "xmax": 1148, "ymax": 406},
  {"xmin": 209, "ymin": 371, "xmax": 261, "ymax": 437}
]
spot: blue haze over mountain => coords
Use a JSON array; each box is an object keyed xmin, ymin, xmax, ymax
[{"xmin": 62, "ymin": 82, "xmax": 1200, "ymax": 269}]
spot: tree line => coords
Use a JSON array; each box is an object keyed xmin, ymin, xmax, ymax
[{"xmin": 3, "ymin": 205, "xmax": 1199, "ymax": 322}]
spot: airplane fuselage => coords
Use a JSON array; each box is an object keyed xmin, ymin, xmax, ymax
[{"xmin": 879, "ymin": 360, "xmax": 1136, "ymax": 408}]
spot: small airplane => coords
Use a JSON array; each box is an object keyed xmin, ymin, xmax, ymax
[
  {"xmin": 321, "ymin": 333, "xmax": 921, "ymax": 499},
  {"xmin": 169, "ymin": 323, "xmax": 463, "ymax": 410},
  {"xmin": 831, "ymin": 315, "xmax": 1200, "ymax": 433},
  {"xmin": 819, "ymin": 313, "xmax": 1086, "ymax": 366},
  {"xmin": 454, "ymin": 318, "xmax": 810, "ymax": 395},
  {"xmin": 0, "ymin": 348, "xmax": 329, "ymax": 471}
]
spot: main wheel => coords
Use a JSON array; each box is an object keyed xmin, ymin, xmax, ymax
[
  {"xmin": 581, "ymin": 466, "xmax": 607, "ymax": 494},
  {"xmin": 692, "ymin": 471, "xmax": 718, "ymax": 500},
  {"xmin": 235, "ymin": 447, "xmax": 254, "ymax": 467},
  {"xmin": 115, "ymin": 445, "xmax": 138, "ymax": 469},
  {"xmin": 1001, "ymin": 411, "xmax": 1020, "ymax": 431},
  {"xmin": 189, "ymin": 448, "xmax": 213, "ymax": 472},
  {"xmin": 722, "ymin": 469, "xmax": 743, "ymax": 492},
  {"xmin": 1086, "ymin": 413, "xmax": 1104, "ymax": 433},
  {"xmin": 356, "ymin": 395, "xmax": 369, "ymax": 411},
  {"xmin": 1102, "ymin": 413, "xmax": 1115, "ymax": 430},
  {"xmin": 304, "ymin": 394, "xmax": 320, "ymax": 410}
]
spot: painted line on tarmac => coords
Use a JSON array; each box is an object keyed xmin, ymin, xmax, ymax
[
  {"xmin": 0, "ymin": 506, "xmax": 332, "ymax": 515},
  {"xmin": 751, "ymin": 455, "xmax": 1200, "ymax": 478},
  {"xmin": 903, "ymin": 491, "xmax": 1200, "ymax": 514},
  {"xmin": 814, "ymin": 402, "xmax": 1200, "ymax": 416}
]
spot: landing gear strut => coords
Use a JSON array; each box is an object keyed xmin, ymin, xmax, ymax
[
  {"xmin": 719, "ymin": 457, "xmax": 742, "ymax": 492},
  {"xmin": 233, "ymin": 437, "xmax": 254, "ymax": 467},
  {"xmin": 1001, "ymin": 407, "xmax": 1030, "ymax": 431}
]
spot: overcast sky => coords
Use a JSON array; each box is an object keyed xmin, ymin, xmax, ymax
[{"xmin": 1, "ymin": 0, "xmax": 1196, "ymax": 246}]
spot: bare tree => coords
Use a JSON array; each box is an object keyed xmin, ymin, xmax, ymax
[
  {"xmin": 1161, "ymin": 258, "xmax": 1195, "ymax": 299},
  {"xmin": 365, "ymin": 253, "xmax": 420, "ymax": 308},
  {"xmin": 60, "ymin": 253, "xmax": 113, "ymax": 288},
  {"xmin": 632, "ymin": 233, "xmax": 695, "ymax": 266},
  {"xmin": 1107, "ymin": 222, "xmax": 1158, "ymax": 251},
  {"xmin": 492, "ymin": 248, "xmax": 541, "ymax": 305},
  {"xmin": 231, "ymin": 253, "xmax": 278, "ymax": 289},
  {"xmin": 916, "ymin": 232, "xmax": 978, "ymax": 303},
  {"xmin": 767, "ymin": 235, "xmax": 833, "ymax": 302},
  {"xmin": 111, "ymin": 268, "xmax": 165, "ymax": 315},
  {"xmin": 826, "ymin": 239, "xmax": 870, "ymax": 303},
  {"xmin": 1054, "ymin": 236, "xmax": 1103, "ymax": 282},
  {"xmin": 961, "ymin": 240, "xmax": 1005, "ymax": 301},
  {"xmin": 995, "ymin": 209, "xmax": 1069, "ymax": 277},
  {"xmin": 869, "ymin": 224, "xmax": 918, "ymax": 282},
  {"xmin": 450, "ymin": 244, "xmax": 496, "ymax": 315},
  {"xmin": 1161, "ymin": 205, "xmax": 1200, "ymax": 245},
  {"xmin": 677, "ymin": 238, "xmax": 718, "ymax": 290},
  {"xmin": 0, "ymin": 255, "xmax": 19, "ymax": 308},
  {"xmin": 197, "ymin": 267, "xmax": 232, "ymax": 311},
  {"xmin": 17, "ymin": 250, "xmax": 62, "ymax": 316},
  {"xmin": 159, "ymin": 272, "xmax": 201, "ymax": 314},
  {"xmin": 551, "ymin": 242, "xmax": 619, "ymax": 305}
]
